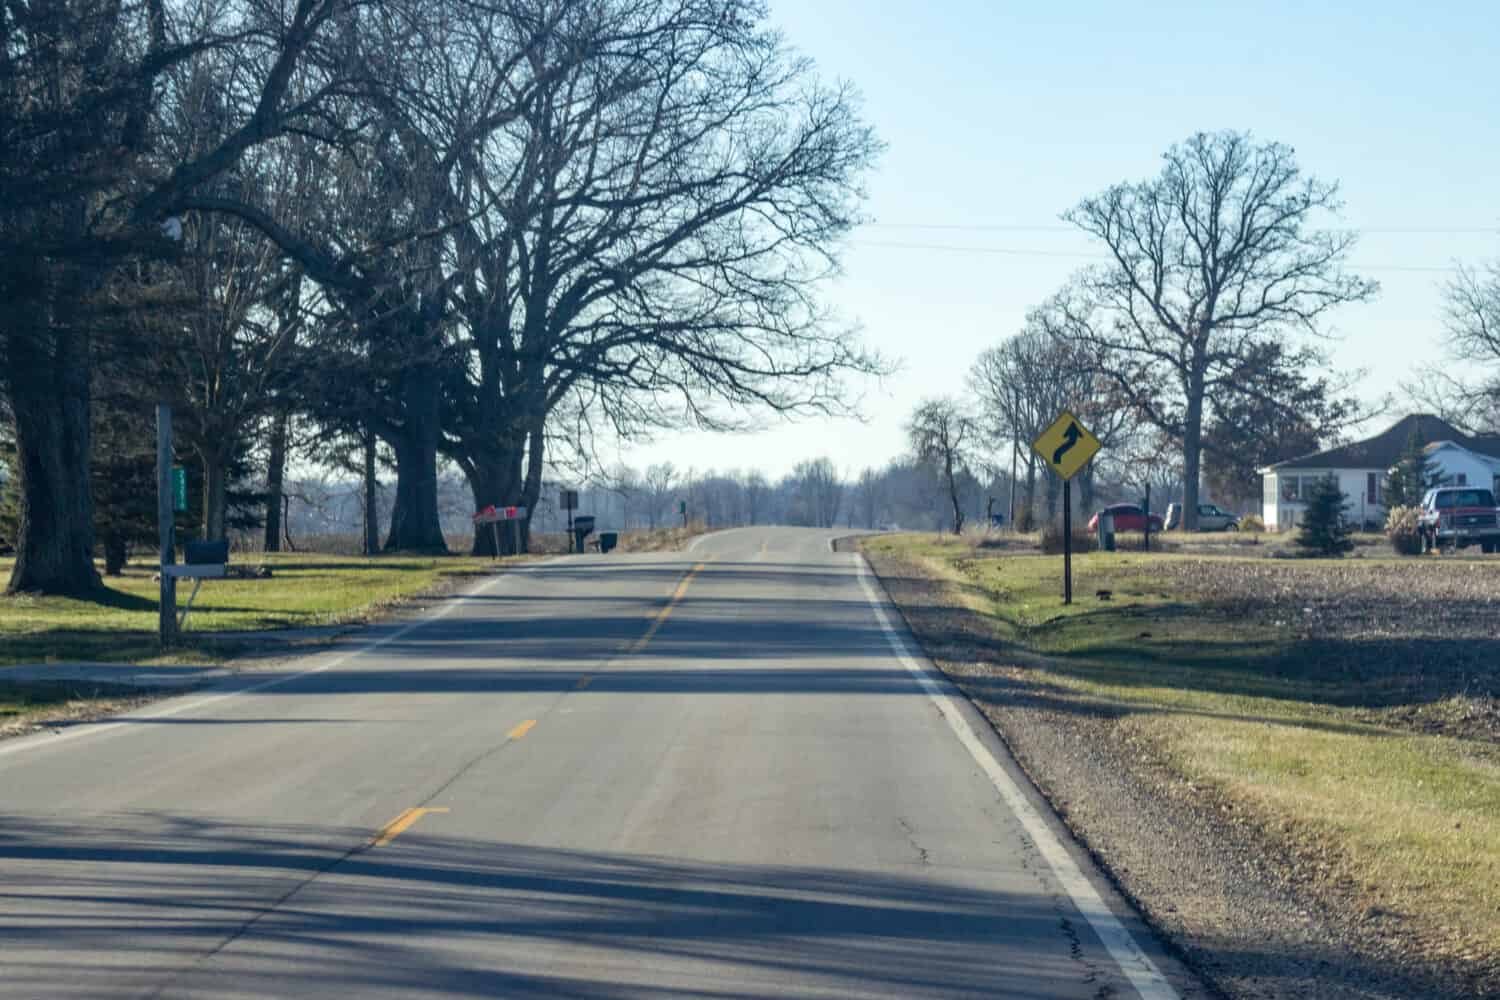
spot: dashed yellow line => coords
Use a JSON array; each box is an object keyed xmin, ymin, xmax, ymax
[
  {"xmin": 630, "ymin": 563, "xmax": 704, "ymax": 653},
  {"xmin": 574, "ymin": 675, "xmax": 592, "ymax": 690},
  {"xmin": 508, "ymin": 719, "xmax": 537, "ymax": 740},
  {"xmin": 370, "ymin": 807, "xmax": 449, "ymax": 847}
]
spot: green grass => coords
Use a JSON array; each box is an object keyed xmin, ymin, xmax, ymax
[
  {"xmin": 863, "ymin": 534, "xmax": 1500, "ymax": 967},
  {"xmin": 0, "ymin": 552, "xmax": 515, "ymax": 668}
]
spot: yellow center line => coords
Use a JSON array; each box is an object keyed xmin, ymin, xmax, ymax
[
  {"xmin": 574, "ymin": 675, "xmax": 592, "ymax": 690},
  {"xmin": 630, "ymin": 562, "xmax": 704, "ymax": 654},
  {"xmin": 370, "ymin": 807, "xmax": 449, "ymax": 848},
  {"xmin": 508, "ymin": 719, "xmax": 537, "ymax": 740}
]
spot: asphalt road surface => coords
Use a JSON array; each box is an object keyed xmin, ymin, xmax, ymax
[{"xmin": 0, "ymin": 527, "xmax": 1201, "ymax": 999}]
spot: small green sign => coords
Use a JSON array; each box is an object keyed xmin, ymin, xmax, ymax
[{"xmin": 172, "ymin": 467, "xmax": 187, "ymax": 513}]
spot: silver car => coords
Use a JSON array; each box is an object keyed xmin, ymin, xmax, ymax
[{"xmin": 1164, "ymin": 502, "xmax": 1240, "ymax": 531}]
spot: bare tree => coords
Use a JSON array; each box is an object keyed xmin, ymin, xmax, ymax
[
  {"xmin": 907, "ymin": 398, "xmax": 976, "ymax": 534},
  {"xmin": 643, "ymin": 462, "xmax": 678, "ymax": 529},
  {"xmin": 436, "ymin": 0, "xmax": 884, "ymax": 551},
  {"xmin": 1, "ymin": 0, "xmax": 354, "ymax": 593},
  {"xmin": 1438, "ymin": 257, "xmax": 1500, "ymax": 428},
  {"xmin": 742, "ymin": 470, "xmax": 769, "ymax": 526},
  {"xmin": 855, "ymin": 467, "xmax": 883, "ymax": 529},
  {"xmin": 1060, "ymin": 131, "xmax": 1378, "ymax": 529},
  {"xmin": 787, "ymin": 458, "xmax": 842, "ymax": 528},
  {"xmin": 970, "ymin": 313, "xmax": 1125, "ymax": 524}
]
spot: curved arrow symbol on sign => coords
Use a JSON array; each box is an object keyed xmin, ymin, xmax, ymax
[{"xmin": 1052, "ymin": 421, "xmax": 1082, "ymax": 466}]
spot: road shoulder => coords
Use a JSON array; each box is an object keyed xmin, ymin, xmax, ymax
[{"xmin": 850, "ymin": 537, "xmax": 1485, "ymax": 1000}]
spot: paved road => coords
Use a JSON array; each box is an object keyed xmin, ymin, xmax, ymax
[{"xmin": 0, "ymin": 527, "xmax": 1198, "ymax": 998}]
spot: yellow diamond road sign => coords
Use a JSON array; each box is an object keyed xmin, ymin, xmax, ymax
[{"xmin": 1032, "ymin": 410, "xmax": 1101, "ymax": 481}]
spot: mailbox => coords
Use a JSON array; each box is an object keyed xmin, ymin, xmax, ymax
[
  {"xmin": 572, "ymin": 515, "xmax": 596, "ymax": 552},
  {"xmin": 598, "ymin": 531, "xmax": 618, "ymax": 554},
  {"xmin": 184, "ymin": 539, "xmax": 230, "ymax": 566}
]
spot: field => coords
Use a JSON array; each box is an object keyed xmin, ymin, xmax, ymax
[{"xmin": 862, "ymin": 534, "xmax": 1500, "ymax": 985}]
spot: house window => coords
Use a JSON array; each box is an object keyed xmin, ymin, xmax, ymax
[
  {"xmin": 1457, "ymin": 473, "xmax": 1468, "ymax": 486},
  {"xmin": 1281, "ymin": 475, "xmax": 1300, "ymax": 502},
  {"xmin": 1367, "ymin": 472, "xmax": 1378, "ymax": 504}
]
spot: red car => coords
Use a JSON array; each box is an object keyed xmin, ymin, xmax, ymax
[{"xmin": 1087, "ymin": 503, "xmax": 1164, "ymax": 533}]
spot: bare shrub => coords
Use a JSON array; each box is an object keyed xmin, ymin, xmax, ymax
[{"xmin": 1385, "ymin": 505, "xmax": 1423, "ymax": 556}]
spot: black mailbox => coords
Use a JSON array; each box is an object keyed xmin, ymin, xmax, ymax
[
  {"xmin": 572, "ymin": 515, "xmax": 596, "ymax": 552},
  {"xmin": 184, "ymin": 540, "xmax": 230, "ymax": 566},
  {"xmin": 598, "ymin": 531, "xmax": 618, "ymax": 554}
]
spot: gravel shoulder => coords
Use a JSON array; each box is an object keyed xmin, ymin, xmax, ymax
[{"xmin": 854, "ymin": 538, "xmax": 1494, "ymax": 1000}]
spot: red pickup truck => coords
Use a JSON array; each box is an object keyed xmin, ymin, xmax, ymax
[{"xmin": 1418, "ymin": 487, "xmax": 1500, "ymax": 553}]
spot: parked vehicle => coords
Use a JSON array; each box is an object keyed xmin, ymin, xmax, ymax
[
  {"xmin": 1163, "ymin": 502, "xmax": 1239, "ymax": 531},
  {"xmin": 1087, "ymin": 503, "xmax": 1164, "ymax": 533},
  {"xmin": 1418, "ymin": 487, "xmax": 1500, "ymax": 553}
]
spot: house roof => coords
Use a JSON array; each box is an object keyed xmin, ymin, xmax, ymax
[
  {"xmin": 1426, "ymin": 440, "xmax": 1500, "ymax": 468},
  {"xmin": 1263, "ymin": 414, "xmax": 1492, "ymax": 472}
]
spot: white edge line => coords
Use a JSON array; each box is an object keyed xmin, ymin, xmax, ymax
[
  {"xmin": 0, "ymin": 568, "xmax": 515, "ymax": 761},
  {"xmin": 852, "ymin": 552, "xmax": 1179, "ymax": 1000}
]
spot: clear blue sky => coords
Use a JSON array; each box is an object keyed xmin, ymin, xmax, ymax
[{"xmin": 622, "ymin": 1, "xmax": 1500, "ymax": 480}]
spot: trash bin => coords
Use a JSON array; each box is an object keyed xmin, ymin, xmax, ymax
[
  {"xmin": 598, "ymin": 531, "xmax": 618, "ymax": 554},
  {"xmin": 1099, "ymin": 512, "xmax": 1116, "ymax": 552}
]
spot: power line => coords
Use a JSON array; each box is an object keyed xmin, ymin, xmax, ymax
[
  {"xmin": 849, "ymin": 240, "xmax": 1464, "ymax": 274},
  {"xmin": 862, "ymin": 222, "xmax": 1500, "ymax": 235}
]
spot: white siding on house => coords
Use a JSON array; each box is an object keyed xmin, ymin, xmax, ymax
[
  {"xmin": 1428, "ymin": 444, "xmax": 1500, "ymax": 491},
  {"xmin": 1263, "ymin": 468, "xmax": 1386, "ymax": 531}
]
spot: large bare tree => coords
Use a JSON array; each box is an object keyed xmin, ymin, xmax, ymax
[
  {"xmin": 1, "ymin": 0, "xmax": 352, "ymax": 593},
  {"xmin": 970, "ymin": 312, "xmax": 1125, "ymax": 524},
  {"xmin": 438, "ymin": 0, "xmax": 884, "ymax": 552},
  {"xmin": 907, "ymin": 397, "xmax": 976, "ymax": 534},
  {"xmin": 1060, "ymin": 131, "xmax": 1377, "ymax": 529}
]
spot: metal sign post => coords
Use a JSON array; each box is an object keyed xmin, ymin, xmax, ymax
[
  {"xmin": 157, "ymin": 404, "xmax": 177, "ymax": 645},
  {"xmin": 1031, "ymin": 410, "xmax": 1104, "ymax": 606},
  {"xmin": 561, "ymin": 489, "xmax": 579, "ymax": 552},
  {"xmin": 1063, "ymin": 479, "xmax": 1072, "ymax": 604},
  {"xmin": 1144, "ymin": 483, "xmax": 1152, "ymax": 553}
]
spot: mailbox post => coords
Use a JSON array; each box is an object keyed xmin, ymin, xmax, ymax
[{"xmin": 157, "ymin": 404, "xmax": 177, "ymax": 644}]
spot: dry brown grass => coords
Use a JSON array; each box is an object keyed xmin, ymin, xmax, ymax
[{"xmin": 863, "ymin": 536, "xmax": 1500, "ymax": 981}]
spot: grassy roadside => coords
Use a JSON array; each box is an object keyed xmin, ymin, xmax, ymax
[
  {"xmin": 0, "ymin": 550, "xmax": 521, "ymax": 734},
  {"xmin": 862, "ymin": 533, "xmax": 1500, "ymax": 980},
  {"xmin": 0, "ymin": 551, "xmax": 518, "ymax": 670}
]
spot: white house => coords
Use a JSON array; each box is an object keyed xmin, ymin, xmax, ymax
[{"xmin": 1260, "ymin": 414, "xmax": 1500, "ymax": 531}]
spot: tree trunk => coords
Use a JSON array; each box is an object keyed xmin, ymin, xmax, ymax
[
  {"xmin": 363, "ymin": 429, "xmax": 380, "ymax": 557},
  {"xmin": 945, "ymin": 456, "xmax": 963, "ymax": 534},
  {"xmin": 1182, "ymin": 368, "xmax": 1206, "ymax": 531},
  {"xmin": 1023, "ymin": 457, "xmax": 1038, "ymax": 531},
  {"xmin": 1079, "ymin": 464, "xmax": 1096, "ymax": 516},
  {"xmin": 384, "ymin": 365, "xmax": 448, "ymax": 553},
  {"xmin": 263, "ymin": 408, "xmax": 289, "ymax": 552},
  {"xmin": 202, "ymin": 453, "xmax": 227, "ymax": 542},
  {"xmin": 516, "ymin": 418, "xmax": 546, "ymax": 555},
  {"xmin": 466, "ymin": 445, "xmax": 523, "ymax": 557},
  {"xmin": 5, "ymin": 316, "xmax": 100, "ymax": 595},
  {"xmin": 103, "ymin": 531, "xmax": 128, "ymax": 577}
]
